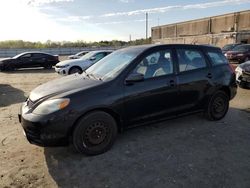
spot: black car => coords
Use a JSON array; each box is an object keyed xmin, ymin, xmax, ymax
[
  {"xmin": 221, "ymin": 43, "xmax": 241, "ymax": 54},
  {"xmin": 225, "ymin": 44, "xmax": 250, "ymax": 63},
  {"xmin": 19, "ymin": 44, "xmax": 237, "ymax": 155},
  {"xmin": 0, "ymin": 52, "xmax": 59, "ymax": 71},
  {"xmin": 235, "ymin": 61, "xmax": 250, "ymax": 88}
]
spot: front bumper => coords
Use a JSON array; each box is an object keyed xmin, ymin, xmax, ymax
[
  {"xmin": 55, "ymin": 67, "xmax": 68, "ymax": 75},
  {"xmin": 18, "ymin": 103, "xmax": 72, "ymax": 147},
  {"xmin": 226, "ymin": 56, "xmax": 245, "ymax": 63}
]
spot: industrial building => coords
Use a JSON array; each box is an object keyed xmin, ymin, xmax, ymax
[{"xmin": 151, "ymin": 10, "xmax": 250, "ymax": 47}]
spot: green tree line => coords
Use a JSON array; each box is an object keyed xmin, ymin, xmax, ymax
[{"xmin": 0, "ymin": 38, "xmax": 151, "ymax": 49}]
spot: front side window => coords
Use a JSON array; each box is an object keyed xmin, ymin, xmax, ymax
[
  {"xmin": 133, "ymin": 50, "xmax": 173, "ymax": 79},
  {"xmin": 207, "ymin": 51, "xmax": 228, "ymax": 65},
  {"xmin": 21, "ymin": 53, "xmax": 31, "ymax": 58},
  {"xmin": 93, "ymin": 53, "xmax": 106, "ymax": 63},
  {"xmin": 177, "ymin": 49, "xmax": 206, "ymax": 72}
]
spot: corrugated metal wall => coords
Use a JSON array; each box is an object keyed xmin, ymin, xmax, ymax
[{"xmin": 152, "ymin": 10, "xmax": 250, "ymax": 47}]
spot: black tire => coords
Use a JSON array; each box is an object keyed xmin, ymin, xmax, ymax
[
  {"xmin": 73, "ymin": 111, "xmax": 118, "ymax": 155},
  {"xmin": 44, "ymin": 64, "xmax": 53, "ymax": 69},
  {"xmin": 69, "ymin": 66, "xmax": 82, "ymax": 74},
  {"xmin": 205, "ymin": 90, "xmax": 229, "ymax": 121},
  {"xmin": 6, "ymin": 65, "xmax": 15, "ymax": 71}
]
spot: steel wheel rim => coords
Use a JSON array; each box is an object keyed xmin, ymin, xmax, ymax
[
  {"xmin": 212, "ymin": 97, "xmax": 226, "ymax": 115},
  {"xmin": 83, "ymin": 121, "xmax": 109, "ymax": 146}
]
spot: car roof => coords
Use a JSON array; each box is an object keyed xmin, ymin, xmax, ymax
[
  {"xmin": 120, "ymin": 44, "xmax": 221, "ymax": 52},
  {"xmin": 18, "ymin": 51, "xmax": 55, "ymax": 56},
  {"xmin": 90, "ymin": 50, "xmax": 113, "ymax": 53}
]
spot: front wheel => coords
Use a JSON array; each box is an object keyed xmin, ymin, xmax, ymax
[
  {"xmin": 73, "ymin": 111, "xmax": 118, "ymax": 155},
  {"xmin": 205, "ymin": 91, "xmax": 229, "ymax": 121},
  {"xmin": 69, "ymin": 67, "xmax": 82, "ymax": 74}
]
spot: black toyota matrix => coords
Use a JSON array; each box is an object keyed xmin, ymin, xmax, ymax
[{"xmin": 19, "ymin": 44, "xmax": 237, "ymax": 155}]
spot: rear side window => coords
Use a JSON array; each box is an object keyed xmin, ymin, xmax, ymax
[
  {"xmin": 207, "ymin": 51, "xmax": 228, "ymax": 65},
  {"xmin": 33, "ymin": 53, "xmax": 45, "ymax": 58},
  {"xmin": 177, "ymin": 49, "xmax": 207, "ymax": 72}
]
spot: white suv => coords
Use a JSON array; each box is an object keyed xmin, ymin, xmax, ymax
[{"xmin": 55, "ymin": 50, "xmax": 112, "ymax": 75}]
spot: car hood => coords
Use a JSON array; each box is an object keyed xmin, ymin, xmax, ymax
[
  {"xmin": 29, "ymin": 73, "xmax": 101, "ymax": 102},
  {"xmin": 0, "ymin": 57, "xmax": 12, "ymax": 62},
  {"xmin": 56, "ymin": 59, "xmax": 88, "ymax": 66},
  {"xmin": 226, "ymin": 51, "xmax": 245, "ymax": 55}
]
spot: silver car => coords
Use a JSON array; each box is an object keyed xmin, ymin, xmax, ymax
[{"xmin": 55, "ymin": 50, "xmax": 113, "ymax": 75}]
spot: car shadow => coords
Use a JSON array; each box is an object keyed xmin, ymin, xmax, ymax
[
  {"xmin": 3, "ymin": 68, "xmax": 55, "ymax": 74},
  {"xmin": 44, "ymin": 108, "xmax": 250, "ymax": 188},
  {"xmin": 0, "ymin": 84, "xmax": 26, "ymax": 107}
]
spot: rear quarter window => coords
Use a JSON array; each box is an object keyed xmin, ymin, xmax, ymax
[{"xmin": 207, "ymin": 51, "xmax": 228, "ymax": 65}]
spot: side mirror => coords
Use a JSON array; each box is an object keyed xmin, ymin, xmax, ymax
[
  {"xmin": 125, "ymin": 73, "xmax": 144, "ymax": 84},
  {"xmin": 90, "ymin": 57, "xmax": 96, "ymax": 61}
]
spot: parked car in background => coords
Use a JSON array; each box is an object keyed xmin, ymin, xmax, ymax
[
  {"xmin": 0, "ymin": 52, "xmax": 59, "ymax": 71},
  {"xmin": 222, "ymin": 43, "xmax": 241, "ymax": 54},
  {"xmin": 235, "ymin": 61, "xmax": 250, "ymax": 88},
  {"xmin": 68, "ymin": 51, "xmax": 89, "ymax": 59},
  {"xmin": 19, "ymin": 44, "xmax": 237, "ymax": 155},
  {"xmin": 55, "ymin": 50, "xmax": 112, "ymax": 75},
  {"xmin": 225, "ymin": 44, "xmax": 250, "ymax": 63}
]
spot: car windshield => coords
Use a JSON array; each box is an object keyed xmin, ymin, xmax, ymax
[
  {"xmin": 85, "ymin": 48, "xmax": 141, "ymax": 81},
  {"xmin": 233, "ymin": 45, "xmax": 249, "ymax": 52},
  {"xmin": 76, "ymin": 51, "xmax": 87, "ymax": 56},
  {"xmin": 80, "ymin": 51, "xmax": 96, "ymax": 60},
  {"xmin": 13, "ymin": 52, "xmax": 28, "ymax": 59},
  {"xmin": 222, "ymin": 44, "xmax": 236, "ymax": 51}
]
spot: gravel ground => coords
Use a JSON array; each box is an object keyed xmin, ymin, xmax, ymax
[{"xmin": 0, "ymin": 68, "xmax": 250, "ymax": 188}]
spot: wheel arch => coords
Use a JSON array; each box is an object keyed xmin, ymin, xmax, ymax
[
  {"xmin": 218, "ymin": 86, "xmax": 231, "ymax": 98},
  {"xmin": 69, "ymin": 66, "xmax": 82, "ymax": 74},
  {"xmin": 69, "ymin": 108, "xmax": 123, "ymax": 138}
]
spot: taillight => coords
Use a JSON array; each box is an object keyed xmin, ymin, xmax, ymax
[{"xmin": 54, "ymin": 56, "xmax": 59, "ymax": 60}]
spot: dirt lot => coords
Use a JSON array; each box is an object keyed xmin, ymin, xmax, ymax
[{"xmin": 0, "ymin": 68, "xmax": 250, "ymax": 188}]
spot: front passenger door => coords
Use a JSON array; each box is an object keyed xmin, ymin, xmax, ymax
[
  {"xmin": 123, "ymin": 48, "xmax": 178, "ymax": 126},
  {"xmin": 16, "ymin": 53, "xmax": 32, "ymax": 68}
]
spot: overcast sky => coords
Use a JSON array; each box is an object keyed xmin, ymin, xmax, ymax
[{"xmin": 0, "ymin": 0, "xmax": 249, "ymax": 42}]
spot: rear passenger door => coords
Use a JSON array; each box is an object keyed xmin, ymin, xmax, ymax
[
  {"xmin": 176, "ymin": 47, "xmax": 212, "ymax": 111},
  {"xmin": 31, "ymin": 53, "xmax": 47, "ymax": 67}
]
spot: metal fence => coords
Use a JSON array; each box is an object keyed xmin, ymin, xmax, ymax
[{"xmin": 0, "ymin": 47, "xmax": 118, "ymax": 58}]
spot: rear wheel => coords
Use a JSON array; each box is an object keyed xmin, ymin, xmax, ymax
[
  {"xmin": 73, "ymin": 111, "xmax": 118, "ymax": 155},
  {"xmin": 69, "ymin": 66, "xmax": 82, "ymax": 74},
  {"xmin": 205, "ymin": 91, "xmax": 229, "ymax": 121},
  {"xmin": 44, "ymin": 64, "xmax": 53, "ymax": 69}
]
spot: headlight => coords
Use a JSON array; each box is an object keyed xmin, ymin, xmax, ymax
[
  {"xmin": 56, "ymin": 64, "xmax": 69, "ymax": 68},
  {"xmin": 33, "ymin": 98, "xmax": 70, "ymax": 115},
  {"xmin": 235, "ymin": 67, "xmax": 242, "ymax": 73}
]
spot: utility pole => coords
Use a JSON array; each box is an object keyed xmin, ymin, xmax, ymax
[{"xmin": 146, "ymin": 12, "xmax": 148, "ymax": 39}]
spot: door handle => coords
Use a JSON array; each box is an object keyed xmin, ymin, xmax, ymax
[
  {"xmin": 207, "ymin": 73, "xmax": 212, "ymax": 79},
  {"xmin": 169, "ymin": 80, "xmax": 175, "ymax": 87}
]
